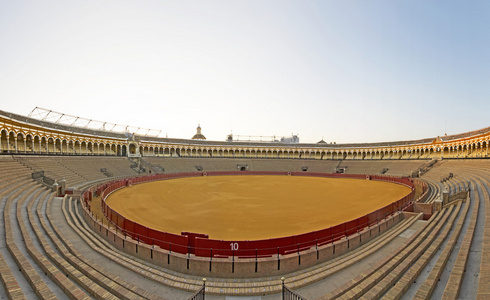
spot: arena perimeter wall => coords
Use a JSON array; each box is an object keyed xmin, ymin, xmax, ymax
[{"xmin": 88, "ymin": 171, "xmax": 420, "ymax": 258}]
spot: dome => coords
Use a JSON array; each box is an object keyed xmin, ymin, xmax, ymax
[{"xmin": 192, "ymin": 124, "xmax": 206, "ymax": 140}]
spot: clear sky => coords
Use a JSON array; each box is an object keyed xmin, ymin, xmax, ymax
[{"xmin": 0, "ymin": 1, "xmax": 489, "ymax": 143}]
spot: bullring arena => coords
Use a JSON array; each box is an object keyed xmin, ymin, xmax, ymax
[
  {"xmin": 104, "ymin": 175, "xmax": 412, "ymax": 240},
  {"xmin": 1, "ymin": 108, "xmax": 490, "ymax": 299}
]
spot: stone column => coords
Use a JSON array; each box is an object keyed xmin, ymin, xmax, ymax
[
  {"xmin": 52, "ymin": 181, "xmax": 59, "ymax": 196},
  {"xmin": 442, "ymin": 189, "xmax": 450, "ymax": 206},
  {"xmin": 60, "ymin": 179, "xmax": 66, "ymax": 195},
  {"xmin": 434, "ymin": 199, "xmax": 442, "ymax": 212}
]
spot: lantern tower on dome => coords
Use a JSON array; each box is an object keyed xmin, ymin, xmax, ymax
[{"xmin": 192, "ymin": 124, "xmax": 206, "ymax": 140}]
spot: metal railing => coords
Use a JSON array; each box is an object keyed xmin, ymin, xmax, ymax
[
  {"xmin": 188, "ymin": 278, "xmax": 206, "ymax": 300},
  {"xmin": 282, "ymin": 277, "xmax": 307, "ymax": 300}
]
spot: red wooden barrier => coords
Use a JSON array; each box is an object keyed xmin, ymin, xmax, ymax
[{"xmin": 97, "ymin": 171, "xmax": 417, "ymax": 258}]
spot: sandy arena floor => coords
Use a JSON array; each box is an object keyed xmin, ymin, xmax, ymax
[{"xmin": 105, "ymin": 175, "xmax": 411, "ymax": 240}]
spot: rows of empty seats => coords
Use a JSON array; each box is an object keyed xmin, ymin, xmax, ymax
[
  {"xmin": 382, "ymin": 160, "xmax": 429, "ymax": 177},
  {"xmin": 14, "ymin": 156, "xmax": 139, "ymax": 187},
  {"xmin": 320, "ymin": 200, "xmax": 460, "ymax": 299},
  {"xmin": 143, "ymin": 157, "xmax": 342, "ymax": 174},
  {"xmin": 1, "ymin": 155, "xmax": 489, "ymax": 299},
  {"xmin": 340, "ymin": 160, "xmax": 390, "ymax": 175},
  {"xmin": 0, "ymin": 156, "xmax": 185, "ymax": 299}
]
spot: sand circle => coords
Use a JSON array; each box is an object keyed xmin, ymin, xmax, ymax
[{"xmin": 106, "ymin": 175, "xmax": 412, "ymax": 240}]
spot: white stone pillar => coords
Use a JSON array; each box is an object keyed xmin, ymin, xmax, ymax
[
  {"xmin": 52, "ymin": 181, "xmax": 59, "ymax": 195},
  {"xmin": 443, "ymin": 189, "xmax": 450, "ymax": 206},
  {"xmin": 434, "ymin": 199, "xmax": 442, "ymax": 212},
  {"xmin": 60, "ymin": 179, "xmax": 66, "ymax": 195}
]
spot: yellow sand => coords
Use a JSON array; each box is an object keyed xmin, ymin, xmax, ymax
[{"xmin": 106, "ymin": 175, "xmax": 411, "ymax": 240}]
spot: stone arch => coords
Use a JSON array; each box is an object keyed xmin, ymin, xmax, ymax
[
  {"xmin": 87, "ymin": 142, "xmax": 93, "ymax": 155},
  {"xmin": 93, "ymin": 142, "xmax": 100, "ymax": 155},
  {"xmin": 74, "ymin": 140, "xmax": 81, "ymax": 154},
  {"xmin": 80, "ymin": 140, "xmax": 86, "ymax": 154},
  {"xmin": 442, "ymin": 146, "xmax": 450, "ymax": 158},
  {"xmin": 40, "ymin": 136, "xmax": 47, "ymax": 153},
  {"xmin": 16, "ymin": 132, "xmax": 26, "ymax": 152},
  {"xmin": 80, "ymin": 140, "xmax": 87, "ymax": 154},
  {"xmin": 33, "ymin": 135, "xmax": 41, "ymax": 153},
  {"xmin": 54, "ymin": 138, "xmax": 62, "ymax": 154},
  {"xmin": 428, "ymin": 148, "xmax": 435, "ymax": 159},
  {"xmin": 97, "ymin": 142, "xmax": 103, "ymax": 155},
  {"xmin": 46, "ymin": 137, "xmax": 54, "ymax": 153},
  {"xmin": 319, "ymin": 151, "xmax": 325, "ymax": 160},
  {"xmin": 8, "ymin": 131, "xmax": 16, "ymax": 152},
  {"xmin": 61, "ymin": 139, "xmax": 68, "ymax": 154},
  {"xmin": 58, "ymin": 138, "xmax": 64, "ymax": 153},
  {"xmin": 67, "ymin": 140, "xmax": 74, "ymax": 154},
  {"xmin": 0, "ymin": 129, "xmax": 8, "ymax": 152},
  {"xmin": 99, "ymin": 142, "xmax": 105, "ymax": 155}
]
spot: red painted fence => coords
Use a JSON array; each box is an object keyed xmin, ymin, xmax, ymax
[{"xmin": 92, "ymin": 171, "xmax": 419, "ymax": 258}]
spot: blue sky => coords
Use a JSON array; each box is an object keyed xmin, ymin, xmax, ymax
[{"xmin": 0, "ymin": 1, "xmax": 489, "ymax": 143}]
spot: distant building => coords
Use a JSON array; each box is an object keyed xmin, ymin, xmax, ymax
[
  {"xmin": 226, "ymin": 134, "xmax": 299, "ymax": 144},
  {"xmin": 279, "ymin": 135, "xmax": 299, "ymax": 144},
  {"xmin": 192, "ymin": 124, "xmax": 206, "ymax": 140}
]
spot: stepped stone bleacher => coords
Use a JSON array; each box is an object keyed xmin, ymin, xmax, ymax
[{"xmin": 0, "ymin": 155, "xmax": 489, "ymax": 299}]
